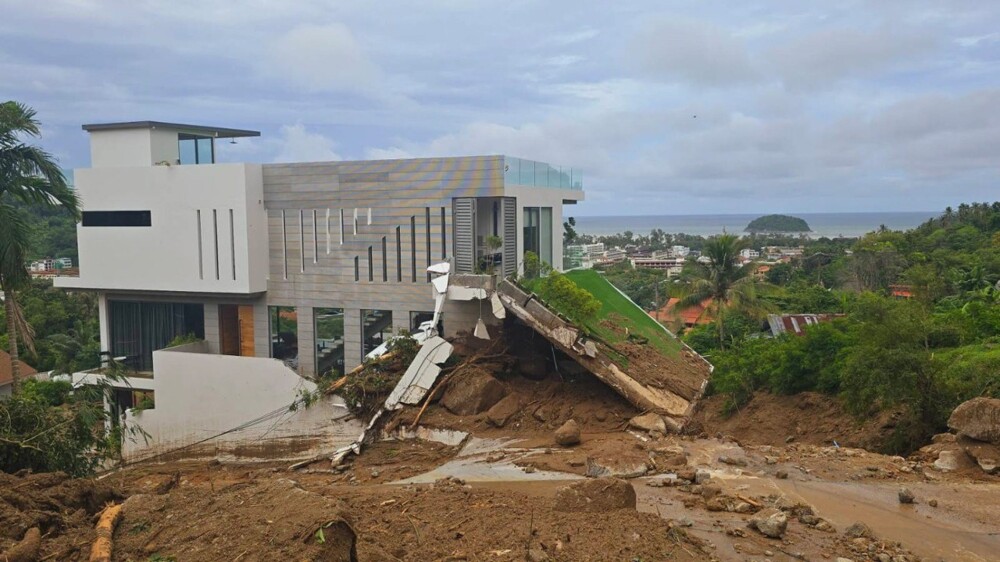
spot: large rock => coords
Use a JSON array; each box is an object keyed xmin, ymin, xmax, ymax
[
  {"xmin": 749, "ymin": 508, "xmax": 788, "ymax": 538},
  {"xmin": 933, "ymin": 449, "xmax": 970, "ymax": 472},
  {"xmin": 629, "ymin": 413, "xmax": 667, "ymax": 434},
  {"xmin": 553, "ymin": 478, "xmax": 637, "ymax": 513},
  {"xmin": 440, "ymin": 370, "xmax": 506, "ymax": 415},
  {"xmin": 517, "ymin": 356, "xmax": 549, "ymax": 380},
  {"xmin": 960, "ymin": 436, "xmax": 1000, "ymax": 474},
  {"xmin": 485, "ymin": 394, "xmax": 522, "ymax": 427},
  {"xmin": 554, "ymin": 419, "xmax": 582, "ymax": 446},
  {"xmin": 948, "ymin": 397, "xmax": 1000, "ymax": 444}
]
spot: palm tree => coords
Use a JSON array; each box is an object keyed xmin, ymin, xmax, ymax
[
  {"xmin": 0, "ymin": 101, "xmax": 80, "ymax": 392},
  {"xmin": 676, "ymin": 233, "xmax": 768, "ymax": 347}
]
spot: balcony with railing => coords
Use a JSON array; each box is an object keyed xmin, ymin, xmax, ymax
[{"xmin": 503, "ymin": 156, "xmax": 583, "ymax": 190}]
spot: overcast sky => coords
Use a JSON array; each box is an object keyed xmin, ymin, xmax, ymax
[{"xmin": 2, "ymin": 1, "xmax": 998, "ymax": 216}]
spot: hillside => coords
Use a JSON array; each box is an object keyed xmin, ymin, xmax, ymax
[{"xmin": 745, "ymin": 214, "xmax": 811, "ymax": 233}]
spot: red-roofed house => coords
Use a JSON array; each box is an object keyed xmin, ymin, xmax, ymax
[
  {"xmin": 650, "ymin": 297, "xmax": 715, "ymax": 328},
  {"xmin": 0, "ymin": 350, "xmax": 38, "ymax": 397}
]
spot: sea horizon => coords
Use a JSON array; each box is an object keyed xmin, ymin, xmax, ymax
[{"xmin": 572, "ymin": 211, "xmax": 938, "ymax": 239}]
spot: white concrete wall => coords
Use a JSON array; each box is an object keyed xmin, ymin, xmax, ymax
[
  {"xmin": 56, "ymin": 163, "xmax": 267, "ymax": 294},
  {"xmin": 119, "ymin": 342, "xmax": 362, "ymax": 462},
  {"xmin": 90, "ymin": 129, "xmax": 155, "ymax": 168}
]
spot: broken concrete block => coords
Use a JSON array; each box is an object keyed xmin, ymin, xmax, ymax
[{"xmin": 629, "ymin": 412, "xmax": 667, "ymax": 434}]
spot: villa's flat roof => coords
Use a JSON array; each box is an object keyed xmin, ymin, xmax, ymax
[{"xmin": 82, "ymin": 121, "xmax": 260, "ymax": 138}]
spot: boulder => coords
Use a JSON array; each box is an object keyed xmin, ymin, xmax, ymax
[
  {"xmin": 554, "ymin": 420, "xmax": 581, "ymax": 447},
  {"xmin": 553, "ymin": 478, "xmax": 637, "ymax": 513},
  {"xmin": 960, "ymin": 437, "xmax": 1000, "ymax": 474},
  {"xmin": 933, "ymin": 449, "xmax": 969, "ymax": 472},
  {"xmin": 584, "ymin": 457, "xmax": 648, "ymax": 479},
  {"xmin": 948, "ymin": 397, "xmax": 1000, "ymax": 444},
  {"xmin": 485, "ymin": 394, "xmax": 522, "ymax": 428},
  {"xmin": 749, "ymin": 508, "xmax": 788, "ymax": 538},
  {"xmin": 440, "ymin": 370, "xmax": 506, "ymax": 415},
  {"xmin": 898, "ymin": 488, "xmax": 915, "ymax": 504},
  {"xmin": 845, "ymin": 522, "xmax": 875, "ymax": 539},
  {"xmin": 629, "ymin": 413, "xmax": 667, "ymax": 434}
]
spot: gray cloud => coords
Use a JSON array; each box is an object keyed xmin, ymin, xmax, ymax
[{"xmin": 630, "ymin": 17, "xmax": 758, "ymax": 86}]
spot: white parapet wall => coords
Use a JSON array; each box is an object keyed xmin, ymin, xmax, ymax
[{"xmin": 120, "ymin": 341, "xmax": 362, "ymax": 463}]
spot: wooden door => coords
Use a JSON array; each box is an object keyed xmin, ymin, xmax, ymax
[
  {"xmin": 219, "ymin": 305, "xmax": 239, "ymax": 356},
  {"xmin": 238, "ymin": 305, "xmax": 255, "ymax": 357}
]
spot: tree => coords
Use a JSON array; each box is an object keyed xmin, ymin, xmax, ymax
[
  {"xmin": 563, "ymin": 216, "xmax": 578, "ymax": 244},
  {"xmin": 676, "ymin": 233, "xmax": 768, "ymax": 347},
  {"xmin": 0, "ymin": 101, "xmax": 80, "ymax": 392}
]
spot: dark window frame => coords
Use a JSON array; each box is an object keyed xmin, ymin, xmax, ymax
[{"xmin": 82, "ymin": 210, "xmax": 151, "ymax": 227}]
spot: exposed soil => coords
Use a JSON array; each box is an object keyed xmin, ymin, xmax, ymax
[
  {"xmin": 0, "ymin": 471, "xmax": 124, "ymax": 561},
  {"xmin": 691, "ymin": 391, "xmax": 899, "ymax": 450}
]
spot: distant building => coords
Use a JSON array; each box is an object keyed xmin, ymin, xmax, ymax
[
  {"xmin": 672, "ymin": 245, "xmax": 690, "ymax": 257},
  {"xmin": 740, "ymin": 248, "xmax": 760, "ymax": 260},
  {"xmin": 766, "ymin": 313, "xmax": 845, "ymax": 337},
  {"xmin": 890, "ymin": 285, "xmax": 914, "ymax": 299},
  {"xmin": 56, "ymin": 257, "xmax": 73, "ymax": 268},
  {"xmin": 631, "ymin": 257, "xmax": 685, "ymax": 277}
]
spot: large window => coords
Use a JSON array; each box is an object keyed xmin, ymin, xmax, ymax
[
  {"xmin": 269, "ymin": 306, "xmax": 298, "ymax": 369},
  {"xmin": 315, "ymin": 308, "xmax": 345, "ymax": 377},
  {"xmin": 523, "ymin": 206, "xmax": 553, "ymax": 266},
  {"xmin": 361, "ymin": 309, "xmax": 393, "ymax": 360},
  {"xmin": 178, "ymin": 134, "xmax": 214, "ymax": 165},
  {"xmin": 108, "ymin": 301, "xmax": 204, "ymax": 372}
]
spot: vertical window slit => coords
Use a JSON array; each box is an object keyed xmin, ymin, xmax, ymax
[
  {"xmin": 229, "ymin": 209, "xmax": 236, "ymax": 281},
  {"xmin": 440, "ymin": 206, "xmax": 447, "ymax": 259},
  {"xmin": 410, "ymin": 216, "xmax": 417, "ymax": 282},
  {"xmin": 325, "ymin": 209, "xmax": 331, "ymax": 254},
  {"xmin": 196, "ymin": 210, "xmax": 203, "ymax": 280},
  {"xmin": 339, "ymin": 208, "xmax": 345, "ymax": 245},
  {"xmin": 367, "ymin": 246, "xmax": 374, "ymax": 282},
  {"xmin": 425, "ymin": 207, "xmax": 432, "ymax": 281},
  {"xmin": 298, "ymin": 209, "xmax": 305, "ymax": 273},
  {"xmin": 395, "ymin": 226, "xmax": 402, "ymax": 282},
  {"xmin": 354, "ymin": 256, "xmax": 359, "ymax": 282},
  {"xmin": 281, "ymin": 210, "xmax": 288, "ymax": 280},
  {"xmin": 212, "ymin": 209, "xmax": 220, "ymax": 280},
  {"xmin": 312, "ymin": 209, "xmax": 318, "ymax": 263},
  {"xmin": 381, "ymin": 236, "xmax": 387, "ymax": 282}
]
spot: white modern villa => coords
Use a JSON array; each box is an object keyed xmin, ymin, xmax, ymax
[{"xmin": 56, "ymin": 120, "xmax": 583, "ymax": 460}]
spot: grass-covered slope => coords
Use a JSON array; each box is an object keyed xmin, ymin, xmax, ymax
[{"xmin": 530, "ymin": 269, "xmax": 682, "ymax": 358}]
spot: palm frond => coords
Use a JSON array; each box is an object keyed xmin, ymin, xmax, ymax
[{"xmin": 6, "ymin": 291, "xmax": 36, "ymax": 355}]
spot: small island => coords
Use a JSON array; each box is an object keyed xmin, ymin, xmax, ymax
[{"xmin": 745, "ymin": 214, "xmax": 811, "ymax": 233}]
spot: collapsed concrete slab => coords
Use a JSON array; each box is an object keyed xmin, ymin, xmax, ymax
[{"xmin": 495, "ymin": 278, "xmax": 711, "ymax": 430}]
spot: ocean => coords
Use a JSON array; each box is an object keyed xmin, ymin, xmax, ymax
[{"xmin": 571, "ymin": 212, "xmax": 938, "ymax": 239}]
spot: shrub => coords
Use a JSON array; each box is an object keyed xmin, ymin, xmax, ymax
[{"xmin": 537, "ymin": 271, "xmax": 601, "ymax": 326}]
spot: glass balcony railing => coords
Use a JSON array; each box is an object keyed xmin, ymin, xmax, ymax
[{"xmin": 503, "ymin": 156, "xmax": 582, "ymax": 190}]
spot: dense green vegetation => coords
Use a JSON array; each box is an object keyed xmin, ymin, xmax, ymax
[
  {"xmin": 677, "ymin": 203, "xmax": 1000, "ymax": 454},
  {"xmin": 745, "ymin": 214, "xmax": 811, "ymax": 233},
  {"xmin": 0, "ymin": 278, "xmax": 100, "ymax": 373}
]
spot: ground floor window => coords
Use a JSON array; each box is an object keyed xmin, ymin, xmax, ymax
[
  {"xmin": 523, "ymin": 206, "xmax": 553, "ymax": 266},
  {"xmin": 361, "ymin": 309, "xmax": 393, "ymax": 359},
  {"xmin": 269, "ymin": 306, "xmax": 298, "ymax": 369},
  {"xmin": 108, "ymin": 300, "xmax": 204, "ymax": 372},
  {"xmin": 409, "ymin": 311, "xmax": 444, "ymax": 337},
  {"xmin": 315, "ymin": 308, "xmax": 345, "ymax": 377}
]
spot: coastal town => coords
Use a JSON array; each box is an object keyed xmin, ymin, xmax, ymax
[{"xmin": 3, "ymin": 3, "xmax": 1000, "ymax": 562}]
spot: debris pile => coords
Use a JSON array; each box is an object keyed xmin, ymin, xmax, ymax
[{"xmin": 0, "ymin": 471, "xmax": 122, "ymax": 561}]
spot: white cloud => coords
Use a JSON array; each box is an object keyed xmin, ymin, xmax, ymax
[
  {"xmin": 272, "ymin": 124, "xmax": 342, "ymax": 163},
  {"xmin": 262, "ymin": 23, "xmax": 380, "ymax": 94}
]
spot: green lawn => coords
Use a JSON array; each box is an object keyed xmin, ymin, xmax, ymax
[{"xmin": 527, "ymin": 269, "xmax": 682, "ymax": 358}]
